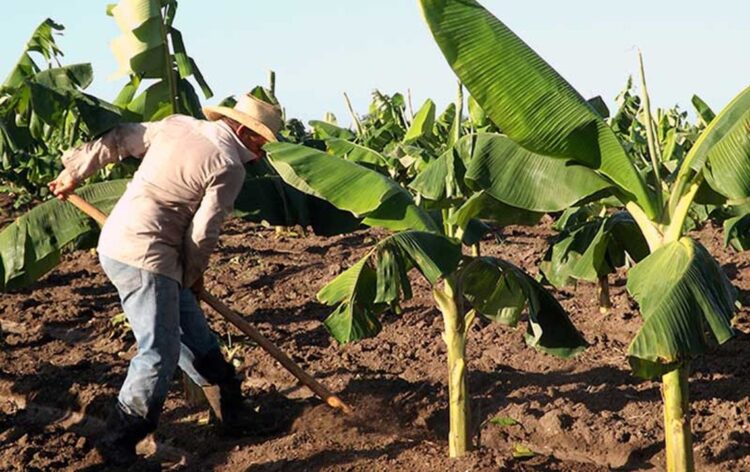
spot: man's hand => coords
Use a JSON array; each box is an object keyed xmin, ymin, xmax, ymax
[
  {"xmin": 48, "ymin": 169, "xmax": 78, "ymax": 200},
  {"xmin": 191, "ymin": 274, "xmax": 205, "ymax": 295}
]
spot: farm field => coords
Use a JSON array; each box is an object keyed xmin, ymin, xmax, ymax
[
  {"xmin": 4, "ymin": 1, "xmax": 750, "ymax": 470},
  {"xmin": 1, "ymin": 215, "xmax": 748, "ymax": 471}
]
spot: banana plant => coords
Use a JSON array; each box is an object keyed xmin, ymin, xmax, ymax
[
  {"xmin": 541, "ymin": 205, "xmax": 649, "ymax": 313},
  {"xmin": 264, "ymin": 135, "xmax": 592, "ymax": 458},
  {"xmin": 419, "ymin": 1, "xmax": 741, "ymax": 470},
  {"xmin": 107, "ymin": 0, "xmax": 213, "ymax": 121},
  {"xmin": 327, "ymin": 88, "xmax": 480, "ymax": 185},
  {"xmin": 540, "ymin": 78, "xmax": 716, "ymax": 313},
  {"xmin": 0, "ymin": 20, "xmax": 122, "ymax": 203}
]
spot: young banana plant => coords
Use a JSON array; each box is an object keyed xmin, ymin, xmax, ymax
[
  {"xmin": 419, "ymin": 1, "xmax": 743, "ymax": 470},
  {"xmin": 541, "ymin": 205, "xmax": 649, "ymax": 313},
  {"xmin": 265, "ymin": 134, "xmax": 590, "ymax": 458}
]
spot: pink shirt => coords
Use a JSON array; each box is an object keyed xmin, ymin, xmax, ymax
[{"xmin": 62, "ymin": 115, "xmax": 254, "ymax": 287}]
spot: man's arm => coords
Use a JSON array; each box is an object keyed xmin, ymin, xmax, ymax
[
  {"xmin": 183, "ymin": 164, "xmax": 246, "ymax": 290},
  {"xmin": 48, "ymin": 122, "xmax": 161, "ymax": 199}
]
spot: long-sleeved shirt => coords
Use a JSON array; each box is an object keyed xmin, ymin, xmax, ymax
[{"xmin": 62, "ymin": 114, "xmax": 255, "ymax": 287}]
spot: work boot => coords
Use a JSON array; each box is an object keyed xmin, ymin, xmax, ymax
[
  {"xmin": 194, "ymin": 350, "xmax": 277, "ymax": 437},
  {"xmin": 96, "ymin": 403, "xmax": 156, "ymax": 466}
]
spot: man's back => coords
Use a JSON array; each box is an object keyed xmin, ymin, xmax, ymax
[{"xmin": 63, "ymin": 114, "xmax": 251, "ymax": 285}]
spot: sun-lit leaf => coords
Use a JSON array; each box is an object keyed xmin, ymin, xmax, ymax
[
  {"xmin": 678, "ymin": 85, "xmax": 750, "ymax": 200},
  {"xmin": 266, "ymin": 142, "xmax": 438, "ymax": 232},
  {"xmin": 419, "ymin": 0, "xmax": 656, "ymax": 216},
  {"xmin": 109, "ymin": 0, "xmax": 167, "ymax": 79},
  {"xmin": 325, "ymin": 138, "xmax": 394, "ymax": 170},
  {"xmin": 627, "ymin": 238, "xmax": 736, "ymax": 378},
  {"xmin": 403, "ymin": 98, "xmax": 436, "ymax": 143},
  {"xmin": 463, "ymin": 134, "xmax": 612, "ymax": 212}
]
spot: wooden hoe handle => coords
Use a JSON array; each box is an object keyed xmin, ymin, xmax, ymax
[{"xmin": 66, "ymin": 193, "xmax": 353, "ymax": 415}]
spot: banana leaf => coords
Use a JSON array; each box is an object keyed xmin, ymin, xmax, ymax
[
  {"xmin": 0, "ymin": 180, "xmax": 127, "ymax": 291},
  {"xmin": 265, "ymin": 142, "xmax": 438, "ymax": 232},
  {"xmin": 462, "ymin": 134, "xmax": 613, "ymax": 212},
  {"xmin": 626, "ymin": 238, "xmax": 736, "ymax": 378},
  {"xmin": 462, "ymin": 256, "xmax": 587, "ymax": 358},
  {"xmin": 673, "ymin": 85, "xmax": 750, "ymax": 204},
  {"xmin": 109, "ymin": 0, "xmax": 167, "ymax": 79},
  {"xmin": 234, "ymin": 175, "xmax": 360, "ymax": 236},
  {"xmin": 403, "ymin": 99, "xmax": 436, "ymax": 143},
  {"xmin": 541, "ymin": 212, "xmax": 648, "ymax": 287},
  {"xmin": 318, "ymin": 231, "xmax": 461, "ymax": 343},
  {"xmin": 419, "ymin": 0, "xmax": 656, "ymax": 216}
]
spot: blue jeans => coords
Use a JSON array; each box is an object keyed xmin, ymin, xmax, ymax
[{"xmin": 100, "ymin": 255, "xmax": 220, "ymax": 422}]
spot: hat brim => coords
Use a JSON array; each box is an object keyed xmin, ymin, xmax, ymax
[{"xmin": 203, "ymin": 106, "xmax": 278, "ymax": 143}]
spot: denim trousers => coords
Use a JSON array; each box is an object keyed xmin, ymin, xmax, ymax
[{"xmin": 100, "ymin": 254, "xmax": 220, "ymax": 422}]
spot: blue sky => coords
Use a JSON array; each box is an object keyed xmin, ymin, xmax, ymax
[{"xmin": 2, "ymin": 1, "xmax": 748, "ymax": 125}]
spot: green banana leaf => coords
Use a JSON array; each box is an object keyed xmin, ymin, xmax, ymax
[
  {"xmin": 325, "ymin": 138, "xmax": 395, "ymax": 171},
  {"xmin": 265, "ymin": 142, "xmax": 438, "ymax": 232},
  {"xmin": 673, "ymin": 84, "xmax": 750, "ymax": 202},
  {"xmin": 108, "ymin": 0, "xmax": 212, "ymax": 112},
  {"xmin": 169, "ymin": 27, "xmax": 213, "ymax": 98},
  {"xmin": 27, "ymin": 64, "xmax": 122, "ymax": 136},
  {"xmin": 462, "ymin": 257, "xmax": 587, "ymax": 358},
  {"xmin": 125, "ymin": 78, "xmax": 204, "ymax": 122},
  {"xmin": 626, "ymin": 238, "xmax": 736, "ymax": 378},
  {"xmin": 541, "ymin": 212, "xmax": 648, "ymax": 287},
  {"xmin": 318, "ymin": 231, "xmax": 461, "ymax": 343},
  {"xmin": 463, "ymin": 134, "xmax": 613, "ymax": 212},
  {"xmin": 691, "ymin": 94, "xmax": 715, "ymax": 126},
  {"xmin": 433, "ymin": 102, "xmax": 456, "ymax": 138},
  {"xmin": 467, "ymin": 95, "xmax": 489, "ymax": 130},
  {"xmin": 234, "ymin": 175, "xmax": 360, "ymax": 236},
  {"xmin": 403, "ymin": 99, "xmax": 436, "ymax": 143},
  {"xmin": 450, "ymin": 191, "xmax": 543, "ymax": 231},
  {"xmin": 309, "ymin": 120, "xmax": 355, "ymax": 141},
  {"xmin": 419, "ymin": 0, "xmax": 656, "ymax": 217},
  {"xmin": 686, "ymin": 85, "xmax": 750, "ymax": 200},
  {"xmin": 0, "ymin": 180, "xmax": 128, "ymax": 291},
  {"xmin": 587, "ymin": 96, "xmax": 610, "ymax": 119},
  {"xmin": 408, "ymin": 145, "xmax": 468, "ymax": 203},
  {"xmin": 723, "ymin": 213, "xmax": 750, "ymax": 251},
  {"xmin": 720, "ymin": 203, "xmax": 750, "ymax": 251},
  {"xmin": 3, "ymin": 19, "xmax": 63, "ymax": 88},
  {"xmin": 318, "ymin": 258, "xmax": 383, "ymax": 343}
]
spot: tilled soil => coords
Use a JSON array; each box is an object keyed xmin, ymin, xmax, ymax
[{"xmin": 0, "ymin": 217, "xmax": 748, "ymax": 471}]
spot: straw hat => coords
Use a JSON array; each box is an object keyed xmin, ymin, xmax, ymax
[{"xmin": 203, "ymin": 94, "xmax": 283, "ymax": 142}]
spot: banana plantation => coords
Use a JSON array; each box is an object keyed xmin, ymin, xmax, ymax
[{"xmin": 1, "ymin": 1, "xmax": 749, "ymax": 471}]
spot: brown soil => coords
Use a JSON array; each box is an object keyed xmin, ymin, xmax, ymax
[{"xmin": 1, "ymin": 218, "xmax": 748, "ymax": 471}]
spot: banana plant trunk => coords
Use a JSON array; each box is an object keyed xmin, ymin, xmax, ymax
[
  {"xmin": 662, "ymin": 365, "xmax": 694, "ymax": 471},
  {"xmin": 640, "ymin": 230, "xmax": 694, "ymax": 472},
  {"xmin": 434, "ymin": 276, "xmax": 471, "ymax": 457}
]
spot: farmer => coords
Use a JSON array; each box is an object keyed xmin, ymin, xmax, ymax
[{"xmin": 47, "ymin": 94, "xmax": 282, "ymax": 465}]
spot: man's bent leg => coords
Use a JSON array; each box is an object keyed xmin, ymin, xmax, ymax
[
  {"xmin": 99, "ymin": 255, "xmax": 181, "ymax": 463},
  {"xmin": 177, "ymin": 288, "xmax": 221, "ymax": 386},
  {"xmin": 116, "ymin": 271, "xmax": 181, "ymax": 421},
  {"xmin": 176, "ymin": 288, "xmax": 253, "ymax": 434}
]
